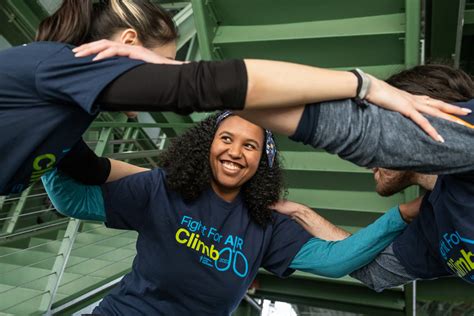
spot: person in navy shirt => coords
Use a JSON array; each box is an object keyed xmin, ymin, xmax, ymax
[
  {"xmin": 253, "ymin": 64, "xmax": 474, "ymax": 289},
  {"xmin": 43, "ymin": 112, "xmax": 414, "ymax": 315},
  {"xmin": 0, "ymin": 0, "xmax": 467, "ymax": 196},
  {"xmin": 350, "ymin": 65, "xmax": 474, "ymax": 289}
]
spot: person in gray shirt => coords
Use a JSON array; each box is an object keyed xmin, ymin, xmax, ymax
[{"xmin": 246, "ymin": 64, "xmax": 474, "ymax": 288}]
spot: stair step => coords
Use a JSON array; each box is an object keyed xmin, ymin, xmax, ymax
[
  {"xmin": 56, "ymin": 275, "xmax": 107, "ymax": 296},
  {"xmin": 73, "ymin": 232, "xmax": 137, "ymax": 249},
  {"xmin": 80, "ymin": 222, "xmax": 137, "ymax": 238},
  {"xmin": 65, "ymin": 257, "xmax": 121, "ymax": 275},
  {"xmin": 2, "ymin": 291, "xmax": 67, "ymax": 315},
  {"xmin": 89, "ymin": 257, "xmax": 134, "ymax": 279},
  {"xmin": 0, "ymin": 261, "xmax": 126, "ymax": 302},
  {"xmin": 0, "ymin": 246, "xmax": 56, "ymax": 269},
  {"xmin": 28, "ymin": 237, "xmax": 136, "ymax": 262},
  {"xmin": 0, "ymin": 285, "xmax": 45, "ymax": 313},
  {"xmin": 0, "ymin": 262, "xmax": 53, "ymax": 291}
]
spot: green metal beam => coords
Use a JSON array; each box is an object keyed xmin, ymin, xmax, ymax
[
  {"xmin": 253, "ymin": 273, "xmax": 406, "ymax": 311},
  {"xmin": 428, "ymin": 0, "xmax": 465, "ymax": 63},
  {"xmin": 404, "ymin": 0, "xmax": 421, "ymax": 67},
  {"xmin": 0, "ymin": 0, "xmax": 47, "ymax": 44},
  {"xmin": 280, "ymin": 151, "xmax": 370, "ymax": 174},
  {"xmin": 417, "ymin": 277, "xmax": 474, "ymax": 302},
  {"xmin": 213, "ymin": 14, "xmax": 405, "ymax": 44},
  {"xmin": 185, "ymin": 34, "xmax": 201, "ymax": 61},
  {"xmin": 174, "ymin": 3, "xmax": 196, "ymax": 51},
  {"xmin": 90, "ymin": 121, "xmax": 193, "ymax": 129},
  {"xmin": 191, "ymin": 0, "xmax": 219, "ymax": 60}
]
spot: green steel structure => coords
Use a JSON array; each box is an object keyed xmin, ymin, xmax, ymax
[
  {"xmin": 0, "ymin": 1, "xmax": 473, "ymax": 315},
  {"xmin": 192, "ymin": 0, "xmax": 420, "ymax": 78}
]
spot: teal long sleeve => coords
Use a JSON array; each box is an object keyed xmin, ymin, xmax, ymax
[
  {"xmin": 289, "ymin": 206, "xmax": 406, "ymax": 278},
  {"xmin": 41, "ymin": 169, "xmax": 106, "ymax": 221}
]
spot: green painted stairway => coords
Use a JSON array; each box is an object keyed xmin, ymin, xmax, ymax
[
  {"xmin": 0, "ymin": 223, "xmax": 137, "ymax": 315},
  {"xmin": 1, "ymin": 0, "xmax": 474, "ymax": 315}
]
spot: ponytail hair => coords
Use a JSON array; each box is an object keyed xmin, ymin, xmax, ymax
[{"xmin": 36, "ymin": 0, "xmax": 178, "ymax": 47}]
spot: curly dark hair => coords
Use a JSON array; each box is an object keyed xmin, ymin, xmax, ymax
[{"xmin": 157, "ymin": 113, "xmax": 284, "ymax": 226}]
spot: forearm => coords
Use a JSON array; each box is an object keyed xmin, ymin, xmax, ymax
[
  {"xmin": 289, "ymin": 205, "xmax": 350, "ymax": 241},
  {"xmin": 244, "ymin": 60, "xmax": 357, "ymax": 109},
  {"xmin": 42, "ymin": 170, "xmax": 106, "ymax": 221},
  {"xmin": 289, "ymin": 206, "xmax": 406, "ymax": 278},
  {"xmin": 107, "ymin": 159, "xmax": 149, "ymax": 182},
  {"xmin": 57, "ymin": 140, "xmax": 111, "ymax": 185},
  {"xmin": 237, "ymin": 106, "xmax": 304, "ymax": 136},
  {"xmin": 292, "ymin": 101, "xmax": 474, "ymax": 174},
  {"xmin": 98, "ymin": 61, "xmax": 247, "ymax": 114},
  {"xmin": 58, "ymin": 141, "xmax": 149, "ymax": 184}
]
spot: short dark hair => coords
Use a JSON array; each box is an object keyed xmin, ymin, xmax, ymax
[
  {"xmin": 36, "ymin": 0, "xmax": 178, "ymax": 47},
  {"xmin": 157, "ymin": 113, "xmax": 284, "ymax": 226},
  {"xmin": 387, "ymin": 64, "xmax": 474, "ymax": 103}
]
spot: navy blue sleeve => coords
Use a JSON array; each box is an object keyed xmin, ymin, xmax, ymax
[
  {"xmin": 36, "ymin": 45, "xmax": 144, "ymax": 114},
  {"xmin": 102, "ymin": 168, "xmax": 164, "ymax": 231},
  {"xmin": 262, "ymin": 213, "xmax": 313, "ymax": 277}
]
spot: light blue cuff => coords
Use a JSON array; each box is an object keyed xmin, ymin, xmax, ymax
[
  {"xmin": 42, "ymin": 169, "xmax": 106, "ymax": 221},
  {"xmin": 289, "ymin": 206, "xmax": 406, "ymax": 278}
]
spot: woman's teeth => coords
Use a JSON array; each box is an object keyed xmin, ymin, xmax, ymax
[{"xmin": 222, "ymin": 161, "xmax": 241, "ymax": 170}]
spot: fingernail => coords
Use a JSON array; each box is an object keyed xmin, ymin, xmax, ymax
[
  {"xmin": 437, "ymin": 135, "xmax": 445, "ymax": 143},
  {"xmin": 462, "ymin": 108, "xmax": 472, "ymax": 113}
]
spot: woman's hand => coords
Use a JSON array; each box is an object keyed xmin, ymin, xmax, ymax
[
  {"xmin": 72, "ymin": 39, "xmax": 184, "ymax": 64},
  {"xmin": 366, "ymin": 75, "xmax": 472, "ymax": 142}
]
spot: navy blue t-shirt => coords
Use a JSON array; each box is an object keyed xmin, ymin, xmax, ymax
[
  {"xmin": 0, "ymin": 42, "xmax": 143, "ymax": 195},
  {"xmin": 96, "ymin": 169, "xmax": 311, "ymax": 315},
  {"xmin": 393, "ymin": 99, "xmax": 474, "ymax": 283}
]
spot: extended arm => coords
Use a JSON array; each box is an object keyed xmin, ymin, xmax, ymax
[
  {"xmin": 289, "ymin": 206, "xmax": 406, "ymax": 278},
  {"xmin": 240, "ymin": 100, "xmax": 474, "ymax": 174},
  {"xmin": 74, "ymin": 40, "xmax": 469, "ymax": 141},
  {"xmin": 42, "ymin": 167, "xmax": 161, "ymax": 231}
]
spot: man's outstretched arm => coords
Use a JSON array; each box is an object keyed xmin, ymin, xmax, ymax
[{"xmin": 240, "ymin": 100, "xmax": 474, "ymax": 174}]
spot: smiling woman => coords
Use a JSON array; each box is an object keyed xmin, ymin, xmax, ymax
[
  {"xmin": 41, "ymin": 112, "xmax": 413, "ymax": 315},
  {"xmin": 210, "ymin": 115, "xmax": 265, "ymax": 202},
  {"xmin": 157, "ymin": 112, "xmax": 282, "ymax": 226}
]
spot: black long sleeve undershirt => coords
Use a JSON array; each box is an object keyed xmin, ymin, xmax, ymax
[
  {"xmin": 57, "ymin": 60, "xmax": 247, "ymax": 185},
  {"xmin": 97, "ymin": 59, "xmax": 248, "ymax": 115},
  {"xmin": 57, "ymin": 140, "xmax": 111, "ymax": 185}
]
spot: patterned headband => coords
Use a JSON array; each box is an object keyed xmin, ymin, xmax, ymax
[{"xmin": 215, "ymin": 111, "xmax": 276, "ymax": 168}]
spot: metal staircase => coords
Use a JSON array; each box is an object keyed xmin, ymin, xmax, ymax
[{"xmin": 1, "ymin": 0, "xmax": 474, "ymax": 315}]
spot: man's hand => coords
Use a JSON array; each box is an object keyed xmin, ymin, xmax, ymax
[
  {"xmin": 271, "ymin": 200, "xmax": 351, "ymax": 241},
  {"xmin": 398, "ymin": 195, "xmax": 424, "ymax": 223}
]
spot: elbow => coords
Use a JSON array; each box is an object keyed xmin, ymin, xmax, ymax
[
  {"xmin": 50, "ymin": 197, "xmax": 76, "ymax": 218},
  {"xmin": 303, "ymin": 265, "xmax": 351, "ymax": 279},
  {"xmin": 322, "ymin": 269, "xmax": 349, "ymax": 279}
]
